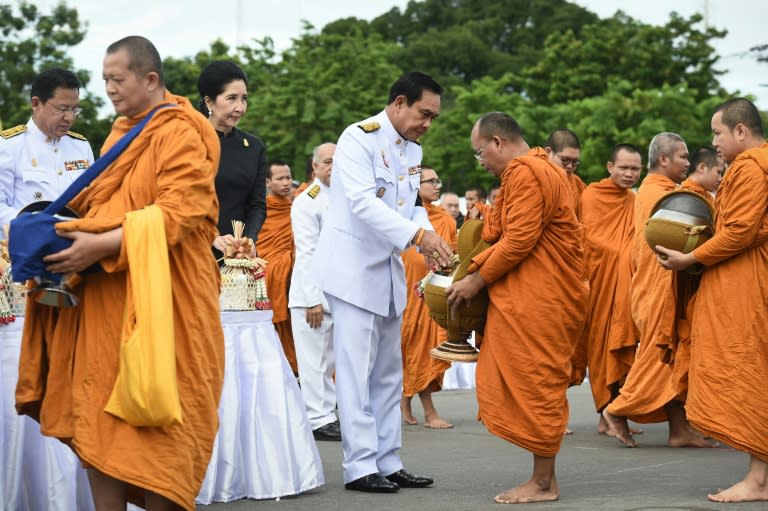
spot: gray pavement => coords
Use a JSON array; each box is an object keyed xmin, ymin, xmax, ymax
[{"xmin": 199, "ymin": 384, "xmax": 765, "ymax": 511}]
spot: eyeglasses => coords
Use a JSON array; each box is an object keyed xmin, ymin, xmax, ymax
[
  {"xmin": 46, "ymin": 103, "xmax": 83, "ymax": 116},
  {"xmin": 473, "ymin": 140, "xmax": 492, "ymax": 161},
  {"xmin": 557, "ymin": 155, "xmax": 581, "ymax": 168},
  {"xmin": 420, "ymin": 178, "xmax": 443, "ymax": 187}
]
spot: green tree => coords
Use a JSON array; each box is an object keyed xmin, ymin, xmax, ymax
[
  {"xmin": 237, "ymin": 26, "xmax": 403, "ymax": 179},
  {"xmin": 0, "ymin": 1, "xmax": 109, "ymax": 150},
  {"xmin": 325, "ymin": 0, "xmax": 598, "ymax": 90},
  {"xmin": 520, "ymin": 11, "xmax": 727, "ymax": 104}
]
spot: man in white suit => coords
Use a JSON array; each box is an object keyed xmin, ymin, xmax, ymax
[
  {"xmin": 310, "ymin": 72, "xmax": 452, "ymax": 493},
  {"xmin": 289, "ymin": 142, "xmax": 341, "ymax": 441}
]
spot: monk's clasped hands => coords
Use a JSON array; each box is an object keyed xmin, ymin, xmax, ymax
[
  {"xmin": 446, "ymin": 271, "xmax": 486, "ymax": 314},
  {"xmin": 654, "ymin": 245, "xmax": 696, "ymax": 272}
]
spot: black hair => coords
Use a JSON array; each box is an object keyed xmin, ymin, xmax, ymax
[
  {"xmin": 30, "ymin": 68, "xmax": 81, "ymax": 102},
  {"xmin": 197, "ymin": 60, "xmax": 248, "ymax": 115},
  {"xmin": 387, "ymin": 71, "xmax": 442, "ymax": 106}
]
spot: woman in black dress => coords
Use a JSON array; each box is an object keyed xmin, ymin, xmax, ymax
[{"xmin": 198, "ymin": 61, "xmax": 267, "ymax": 257}]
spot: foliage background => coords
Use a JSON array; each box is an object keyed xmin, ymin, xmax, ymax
[{"xmin": 1, "ymin": 0, "xmax": 765, "ymax": 193}]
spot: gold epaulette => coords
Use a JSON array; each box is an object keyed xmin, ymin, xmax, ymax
[
  {"xmin": 0, "ymin": 125, "xmax": 26, "ymax": 139},
  {"xmin": 308, "ymin": 184, "xmax": 321, "ymax": 199},
  {"xmin": 65, "ymin": 130, "xmax": 87, "ymax": 141},
  {"xmin": 357, "ymin": 121, "xmax": 381, "ymax": 133}
]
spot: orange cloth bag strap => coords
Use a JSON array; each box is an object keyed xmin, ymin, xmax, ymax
[{"xmin": 104, "ymin": 205, "xmax": 182, "ymax": 426}]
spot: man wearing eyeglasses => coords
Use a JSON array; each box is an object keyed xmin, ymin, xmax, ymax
[
  {"xmin": 446, "ymin": 112, "xmax": 587, "ymax": 504},
  {"xmin": 401, "ymin": 166, "xmax": 457, "ymax": 430},
  {"xmin": 0, "ymin": 68, "xmax": 94, "ymax": 237},
  {"xmin": 544, "ymin": 128, "xmax": 586, "ymax": 220}
]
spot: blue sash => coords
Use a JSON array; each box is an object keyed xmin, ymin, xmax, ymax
[{"xmin": 9, "ymin": 104, "xmax": 174, "ymax": 283}]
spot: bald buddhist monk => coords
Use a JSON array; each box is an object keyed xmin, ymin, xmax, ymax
[
  {"xmin": 488, "ymin": 184, "xmax": 500, "ymax": 206},
  {"xmin": 656, "ymin": 98, "xmax": 768, "ymax": 503},
  {"xmin": 683, "ymin": 146, "xmax": 725, "ymax": 199},
  {"xmin": 257, "ymin": 160, "xmax": 298, "ymax": 373},
  {"xmin": 447, "ymin": 112, "xmax": 587, "ymax": 504},
  {"xmin": 400, "ymin": 166, "xmax": 458, "ymax": 429},
  {"xmin": 580, "ymin": 144, "xmax": 642, "ymax": 435},
  {"xmin": 545, "ymin": 129, "xmax": 587, "ymax": 436},
  {"xmin": 545, "ymin": 128, "xmax": 586, "ymax": 220},
  {"xmin": 603, "ymin": 132, "xmax": 715, "ymax": 449},
  {"xmin": 15, "ymin": 36, "xmax": 224, "ymax": 510},
  {"xmin": 464, "ymin": 186, "xmax": 486, "ymax": 214}
]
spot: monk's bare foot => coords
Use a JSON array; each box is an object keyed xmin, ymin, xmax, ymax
[
  {"xmin": 602, "ymin": 409, "xmax": 636, "ymax": 447},
  {"xmin": 424, "ymin": 415, "xmax": 454, "ymax": 429},
  {"xmin": 630, "ymin": 426, "xmax": 644, "ymax": 435},
  {"xmin": 494, "ymin": 479, "xmax": 559, "ymax": 504},
  {"xmin": 401, "ymin": 397, "xmax": 418, "ymax": 425},
  {"xmin": 668, "ymin": 429, "xmax": 719, "ymax": 448},
  {"xmin": 564, "ymin": 427, "xmax": 574, "ymax": 436},
  {"xmin": 708, "ymin": 480, "xmax": 768, "ymax": 503},
  {"xmin": 597, "ymin": 415, "xmax": 609, "ymax": 435}
]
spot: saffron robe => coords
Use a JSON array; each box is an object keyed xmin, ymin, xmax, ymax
[
  {"xmin": 580, "ymin": 178, "xmax": 638, "ymax": 412},
  {"xmin": 606, "ymin": 173, "xmax": 680, "ymax": 423},
  {"xmin": 567, "ymin": 171, "xmax": 587, "ymax": 220},
  {"xmin": 257, "ymin": 194, "xmax": 297, "ymax": 372},
  {"xmin": 471, "ymin": 147, "xmax": 587, "ymax": 457},
  {"xmin": 400, "ymin": 202, "xmax": 457, "ymax": 396},
  {"xmin": 687, "ymin": 142, "xmax": 768, "ymax": 461},
  {"xmin": 15, "ymin": 92, "xmax": 224, "ymax": 510}
]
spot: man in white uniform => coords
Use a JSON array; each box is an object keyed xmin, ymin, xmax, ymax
[
  {"xmin": 310, "ymin": 72, "xmax": 453, "ymax": 493},
  {"xmin": 289, "ymin": 142, "xmax": 342, "ymax": 441},
  {"xmin": 0, "ymin": 68, "xmax": 94, "ymax": 237}
]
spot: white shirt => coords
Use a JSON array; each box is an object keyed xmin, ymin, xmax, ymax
[
  {"xmin": 0, "ymin": 119, "xmax": 94, "ymax": 237},
  {"xmin": 309, "ymin": 109, "xmax": 433, "ymax": 317},
  {"xmin": 289, "ymin": 178, "xmax": 330, "ymax": 311}
]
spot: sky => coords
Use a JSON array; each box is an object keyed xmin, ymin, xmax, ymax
[{"xmin": 35, "ymin": 0, "xmax": 768, "ymax": 111}]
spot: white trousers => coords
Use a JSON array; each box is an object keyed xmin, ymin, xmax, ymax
[
  {"xmin": 290, "ymin": 307, "xmax": 337, "ymax": 430},
  {"xmin": 327, "ymin": 295, "xmax": 404, "ymax": 483}
]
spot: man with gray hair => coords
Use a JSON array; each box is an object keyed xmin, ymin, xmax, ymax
[
  {"xmin": 289, "ymin": 142, "xmax": 342, "ymax": 441},
  {"xmin": 603, "ymin": 132, "xmax": 715, "ymax": 449},
  {"xmin": 439, "ymin": 191, "xmax": 463, "ymax": 228}
]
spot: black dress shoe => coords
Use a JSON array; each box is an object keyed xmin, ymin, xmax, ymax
[
  {"xmin": 385, "ymin": 469, "xmax": 433, "ymax": 488},
  {"xmin": 345, "ymin": 473, "xmax": 400, "ymax": 493},
  {"xmin": 313, "ymin": 421, "xmax": 342, "ymax": 441}
]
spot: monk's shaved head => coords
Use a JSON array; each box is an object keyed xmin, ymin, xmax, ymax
[
  {"xmin": 610, "ymin": 143, "xmax": 641, "ymax": 163},
  {"xmin": 545, "ymin": 128, "xmax": 580, "ymax": 152},
  {"xmin": 476, "ymin": 112, "xmax": 523, "ymax": 141},
  {"xmin": 106, "ymin": 35, "xmax": 165, "ymax": 86},
  {"xmin": 648, "ymin": 132, "xmax": 685, "ymax": 169},
  {"xmin": 716, "ymin": 98, "xmax": 764, "ymax": 138}
]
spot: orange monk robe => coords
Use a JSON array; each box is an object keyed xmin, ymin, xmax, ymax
[
  {"xmin": 15, "ymin": 92, "xmax": 224, "ymax": 510},
  {"xmin": 471, "ymin": 148, "xmax": 588, "ymax": 457},
  {"xmin": 401, "ymin": 202, "xmax": 458, "ymax": 396},
  {"xmin": 565, "ymin": 171, "xmax": 589, "ymax": 385},
  {"xmin": 567, "ymin": 172, "xmax": 588, "ymax": 220},
  {"xmin": 606, "ymin": 173, "xmax": 682, "ymax": 423},
  {"xmin": 580, "ymin": 178, "xmax": 638, "ymax": 413},
  {"xmin": 294, "ymin": 181, "xmax": 309, "ymax": 197},
  {"xmin": 256, "ymin": 194, "xmax": 297, "ymax": 373},
  {"xmin": 686, "ymin": 143, "xmax": 768, "ymax": 460},
  {"xmin": 659, "ymin": 178, "xmax": 715, "ymax": 396}
]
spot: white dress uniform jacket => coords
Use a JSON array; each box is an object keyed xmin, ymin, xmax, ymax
[
  {"xmin": 289, "ymin": 178, "xmax": 338, "ymax": 430},
  {"xmin": 0, "ymin": 119, "xmax": 94, "ymax": 237},
  {"xmin": 289, "ymin": 178, "xmax": 330, "ymax": 312},
  {"xmin": 310, "ymin": 110, "xmax": 432, "ymax": 315}
]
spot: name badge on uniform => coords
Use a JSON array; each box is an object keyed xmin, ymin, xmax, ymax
[
  {"xmin": 64, "ymin": 160, "xmax": 90, "ymax": 172},
  {"xmin": 376, "ymin": 187, "xmax": 386, "ymax": 198},
  {"xmin": 408, "ymin": 165, "xmax": 422, "ymax": 176}
]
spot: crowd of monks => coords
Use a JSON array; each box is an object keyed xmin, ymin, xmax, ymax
[{"xmin": 242, "ymin": 100, "xmax": 767, "ymax": 506}]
